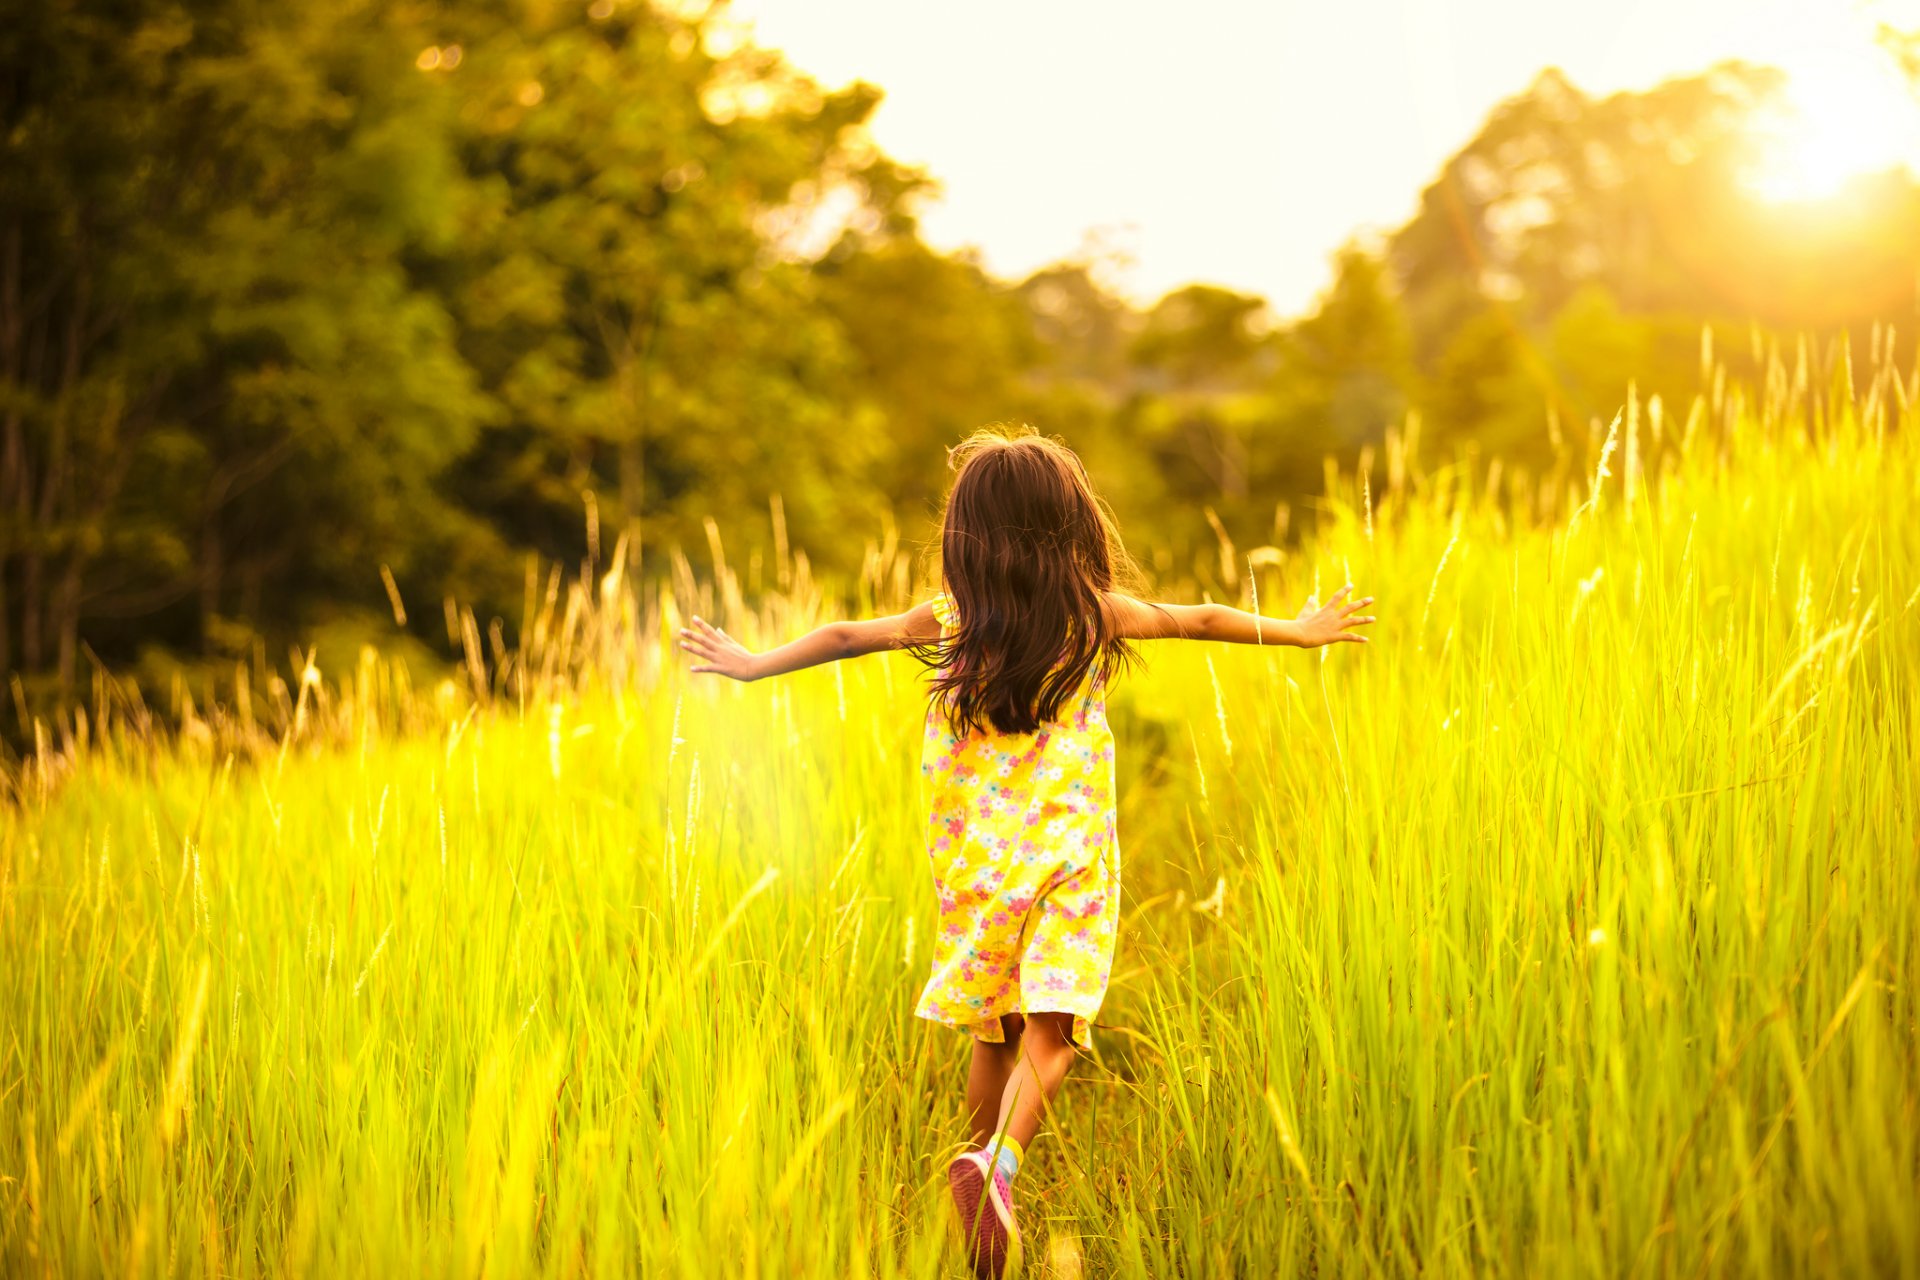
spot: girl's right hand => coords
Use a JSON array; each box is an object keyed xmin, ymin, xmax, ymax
[
  {"xmin": 1293, "ymin": 585, "xmax": 1377, "ymax": 647},
  {"xmin": 678, "ymin": 616, "xmax": 763, "ymax": 680}
]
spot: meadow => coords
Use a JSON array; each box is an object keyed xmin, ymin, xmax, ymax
[{"xmin": 2, "ymin": 342, "xmax": 1917, "ymax": 1277}]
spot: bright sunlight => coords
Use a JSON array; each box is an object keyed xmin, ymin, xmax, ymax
[{"xmin": 1748, "ymin": 39, "xmax": 1920, "ymax": 201}]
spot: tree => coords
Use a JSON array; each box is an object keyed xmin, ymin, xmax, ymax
[
  {"xmin": 815, "ymin": 235, "xmax": 1035, "ymax": 527},
  {"xmin": 1130, "ymin": 285, "xmax": 1269, "ymax": 394},
  {"xmin": 1385, "ymin": 62, "xmax": 1919, "ymax": 452},
  {"xmin": 1, "ymin": 0, "xmax": 487, "ymax": 687},
  {"xmin": 1, "ymin": 0, "xmax": 965, "ymax": 684},
  {"xmin": 1271, "ymin": 248, "xmax": 1414, "ymax": 450},
  {"xmin": 429, "ymin": 3, "xmax": 892, "ymax": 591},
  {"xmin": 1390, "ymin": 66, "xmax": 1777, "ymax": 353}
]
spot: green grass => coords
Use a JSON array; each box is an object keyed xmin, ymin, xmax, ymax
[{"xmin": 3, "ymin": 359, "xmax": 1918, "ymax": 1277}]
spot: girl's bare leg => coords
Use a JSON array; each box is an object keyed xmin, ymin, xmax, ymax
[
  {"xmin": 964, "ymin": 1013, "xmax": 1026, "ymax": 1149},
  {"xmin": 991, "ymin": 1011, "xmax": 1076, "ymax": 1148}
]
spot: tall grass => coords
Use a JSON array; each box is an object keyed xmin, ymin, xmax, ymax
[{"xmin": 3, "ymin": 340, "xmax": 1917, "ymax": 1276}]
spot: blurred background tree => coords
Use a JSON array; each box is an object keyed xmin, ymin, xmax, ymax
[
  {"xmin": 1, "ymin": 0, "xmax": 490, "ymax": 687},
  {"xmin": 2, "ymin": 0, "xmax": 1916, "ymax": 692}
]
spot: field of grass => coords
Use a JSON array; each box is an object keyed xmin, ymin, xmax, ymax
[{"xmin": 3, "ymin": 349, "xmax": 1917, "ymax": 1277}]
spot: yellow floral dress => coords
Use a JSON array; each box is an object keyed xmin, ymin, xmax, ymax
[{"xmin": 913, "ymin": 594, "xmax": 1122, "ymax": 1050}]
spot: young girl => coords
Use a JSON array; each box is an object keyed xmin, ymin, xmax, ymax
[{"xmin": 678, "ymin": 429, "xmax": 1375, "ymax": 1277}]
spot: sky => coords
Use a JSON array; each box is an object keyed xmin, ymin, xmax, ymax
[{"xmin": 720, "ymin": 0, "xmax": 1920, "ymax": 317}]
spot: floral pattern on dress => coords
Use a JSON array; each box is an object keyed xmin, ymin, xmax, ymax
[{"xmin": 913, "ymin": 594, "xmax": 1121, "ymax": 1050}]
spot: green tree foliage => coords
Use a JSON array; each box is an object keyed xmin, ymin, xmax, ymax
[
  {"xmin": 0, "ymin": 0, "xmax": 1012, "ymax": 686},
  {"xmin": 814, "ymin": 235, "xmax": 1036, "ymax": 527},
  {"xmin": 1270, "ymin": 249, "xmax": 1414, "ymax": 452},
  {"xmin": 1123, "ymin": 286, "xmax": 1272, "ymax": 506},
  {"xmin": 1, "ymin": 0, "xmax": 487, "ymax": 684},
  {"xmin": 427, "ymin": 2, "xmax": 912, "ymax": 598},
  {"xmin": 1386, "ymin": 64, "xmax": 1919, "ymax": 457}
]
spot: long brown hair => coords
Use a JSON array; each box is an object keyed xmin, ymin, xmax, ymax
[{"xmin": 913, "ymin": 427, "xmax": 1141, "ymax": 736}]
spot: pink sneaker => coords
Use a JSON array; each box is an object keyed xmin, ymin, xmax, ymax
[{"xmin": 948, "ymin": 1150, "xmax": 1022, "ymax": 1278}]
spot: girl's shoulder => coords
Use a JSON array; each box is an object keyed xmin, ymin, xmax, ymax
[{"xmin": 930, "ymin": 593, "xmax": 957, "ymax": 629}]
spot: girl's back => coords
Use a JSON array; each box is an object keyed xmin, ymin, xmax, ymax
[{"xmin": 917, "ymin": 590, "xmax": 1120, "ymax": 1053}]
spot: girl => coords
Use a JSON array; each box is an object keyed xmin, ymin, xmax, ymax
[{"xmin": 678, "ymin": 429, "xmax": 1375, "ymax": 1278}]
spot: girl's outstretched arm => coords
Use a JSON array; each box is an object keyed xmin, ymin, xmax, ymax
[
  {"xmin": 678, "ymin": 601, "xmax": 941, "ymax": 681},
  {"xmin": 1105, "ymin": 585, "xmax": 1377, "ymax": 648}
]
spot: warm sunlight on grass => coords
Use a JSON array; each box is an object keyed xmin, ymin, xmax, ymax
[{"xmin": 3, "ymin": 337, "xmax": 1915, "ymax": 1276}]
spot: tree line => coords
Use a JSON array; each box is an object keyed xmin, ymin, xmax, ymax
[{"xmin": 4, "ymin": 1, "xmax": 1916, "ymax": 693}]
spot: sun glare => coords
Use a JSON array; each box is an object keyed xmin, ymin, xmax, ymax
[{"xmin": 1748, "ymin": 44, "xmax": 1920, "ymax": 203}]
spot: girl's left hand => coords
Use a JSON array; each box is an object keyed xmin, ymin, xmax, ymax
[
  {"xmin": 1293, "ymin": 585, "xmax": 1377, "ymax": 647},
  {"xmin": 678, "ymin": 616, "xmax": 762, "ymax": 680}
]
